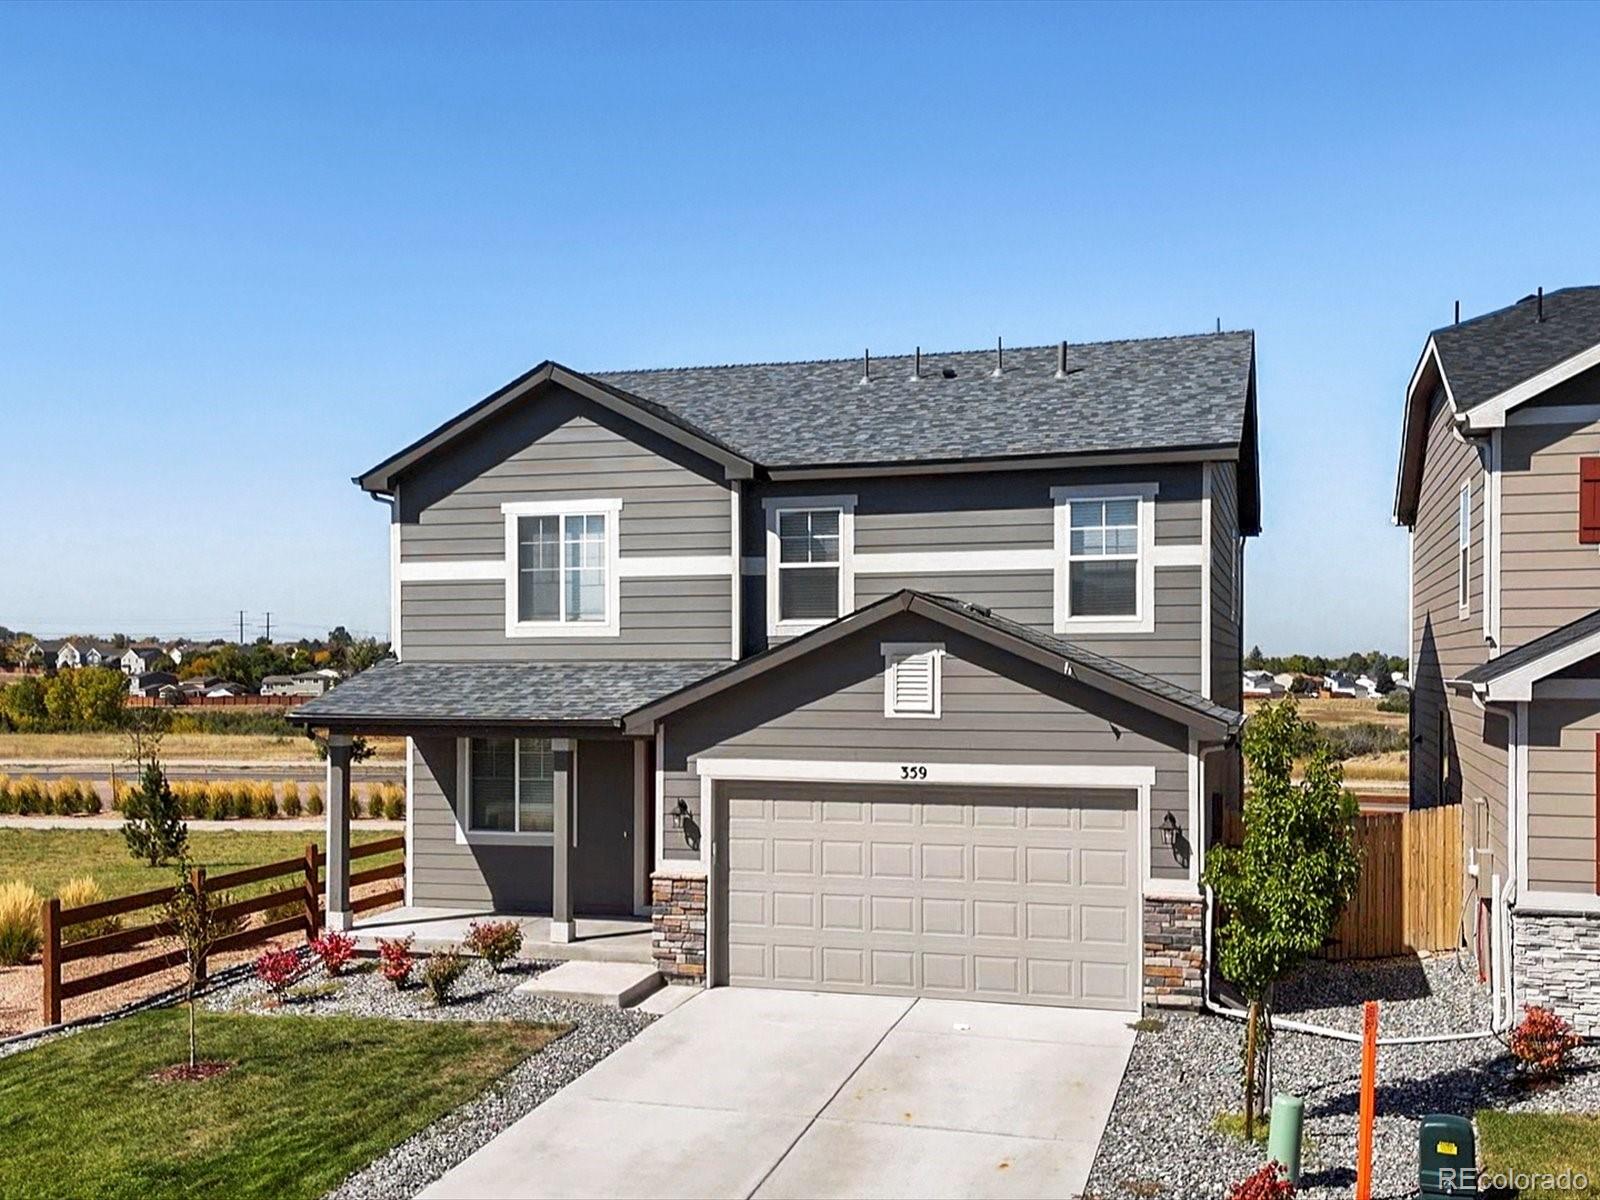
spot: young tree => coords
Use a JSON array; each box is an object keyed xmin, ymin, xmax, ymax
[
  {"xmin": 73, "ymin": 666, "xmax": 128, "ymax": 729},
  {"xmin": 164, "ymin": 853, "xmax": 223, "ymax": 1070},
  {"xmin": 121, "ymin": 758, "xmax": 188, "ymax": 867},
  {"xmin": 1203, "ymin": 699, "xmax": 1361, "ymax": 1137}
]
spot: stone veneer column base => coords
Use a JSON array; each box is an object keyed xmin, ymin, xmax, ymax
[
  {"xmin": 1513, "ymin": 909, "xmax": 1600, "ymax": 1036},
  {"xmin": 651, "ymin": 871, "xmax": 707, "ymax": 983},
  {"xmin": 1144, "ymin": 896, "xmax": 1204, "ymax": 1010}
]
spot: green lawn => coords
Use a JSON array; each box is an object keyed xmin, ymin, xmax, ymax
[
  {"xmin": 1478, "ymin": 1111, "xmax": 1600, "ymax": 1198},
  {"xmin": 0, "ymin": 828, "xmax": 397, "ymax": 899},
  {"xmin": 0, "ymin": 1007, "xmax": 563, "ymax": 1200}
]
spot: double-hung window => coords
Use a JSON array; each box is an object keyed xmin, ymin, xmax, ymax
[
  {"xmin": 1053, "ymin": 484, "xmax": 1157, "ymax": 634},
  {"xmin": 765, "ymin": 496, "xmax": 855, "ymax": 635},
  {"xmin": 461, "ymin": 736, "xmax": 556, "ymax": 842},
  {"xmin": 502, "ymin": 499, "xmax": 621, "ymax": 637},
  {"xmin": 1457, "ymin": 482, "xmax": 1471, "ymax": 616}
]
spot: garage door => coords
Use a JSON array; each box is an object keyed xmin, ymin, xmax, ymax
[{"xmin": 715, "ymin": 782, "xmax": 1141, "ymax": 1010}]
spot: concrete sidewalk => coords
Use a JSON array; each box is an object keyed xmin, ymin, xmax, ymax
[{"xmin": 422, "ymin": 988, "xmax": 1136, "ymax": 1200}]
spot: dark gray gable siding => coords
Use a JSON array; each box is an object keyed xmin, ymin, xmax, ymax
[{"xmin": 660, "ymin": 610, "xmax": 1193, "ymax": 879}]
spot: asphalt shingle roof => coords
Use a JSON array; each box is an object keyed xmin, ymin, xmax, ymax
[
  {"xmin": 1433, "ymin": 286, "xmax": 1600, "ymax": 412},
  {"xmin": 1459, "ymin": 609, "xmax": 1600, "ymax": 687},
  {"xmin": 288, "ymin": 659, "xmax": 728, "ymax": 726},
  {"xmin": 593, "ymin": 333, "xmax": 1255, "ymax": 467}
]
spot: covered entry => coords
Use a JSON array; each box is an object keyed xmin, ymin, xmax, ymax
[{"xmin": 714, "ymin": 780, "xmax": 1143, "ymax": 1010}]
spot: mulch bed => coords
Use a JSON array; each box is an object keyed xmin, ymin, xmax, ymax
[{"xmin": 149, "ymin": 1060, "xmax": 235, "ymax": 1083}]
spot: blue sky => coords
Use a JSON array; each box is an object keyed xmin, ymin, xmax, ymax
[{"xmin": 3, "ymin": 1, "xmax": 1598, "ymax": 654}]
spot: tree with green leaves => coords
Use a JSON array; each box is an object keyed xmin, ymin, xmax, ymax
[
  {"xmin": 121, "ymin": 758, "xmax": 188, "ymax": 867},
  {"xmin": 0, "ymin": 676, "xmax": 49, "ymax": 730},
  {"xmin": 164, "ymin": 852, "xmax": 223, "ymax": 1070},
  {"xmin": 1245, "ymin": 645, "xmax": 1266, "ymax": 671},
  {"xmin": 1203, "ymin": 699, "xmax": 1362, "ymax": 1137}
]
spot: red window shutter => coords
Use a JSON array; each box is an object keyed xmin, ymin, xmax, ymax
[{"xmin": 1580, "ymin": 458, "xmax": 1600, "ymax": 544}]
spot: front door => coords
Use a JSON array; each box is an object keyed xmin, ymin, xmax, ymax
[{"xmin": 573, "ymin": 739, "xmax": 636, "ymax": 915}]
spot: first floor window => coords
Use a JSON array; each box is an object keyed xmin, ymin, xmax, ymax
[
  {"xmin": 776, "ymin": 507, "xmax": 841, "ymax": 622},
  {"xmin": 1067, "ymin": 497, "xmax": 1140, "ymax": 617},
  {"xmin": 468, "ymin": 736, "xmax": 555, "ymax": 833}
]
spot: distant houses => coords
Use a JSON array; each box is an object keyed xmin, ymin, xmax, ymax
[
  {"xmin": 1242, "ymin": 670, "xmax": 1285, "ymax": 697},
  {"xmin": 259, "ymin": 670, "xmax": 339, "ymax": 698}
]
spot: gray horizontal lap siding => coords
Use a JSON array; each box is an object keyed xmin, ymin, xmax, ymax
[
  {"xmin": 1525, "ymin": 699, "xmax": 1600, "ymax": 894},
  {"xmin": 660, "ymin": 611, "xmax": 1194, "ymax": 880},
  {"xmin": 395, "ymin": 385, "xmax": 733, "ymax": 661}
]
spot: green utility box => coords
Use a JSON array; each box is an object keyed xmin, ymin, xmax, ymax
[{"xmin": 1419, "ymin": 1113, "xmax": 1477, "ymax": 1198}]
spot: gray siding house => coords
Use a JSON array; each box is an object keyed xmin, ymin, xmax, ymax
[
  {"xmin": 1395, "ymin": 286, "xmax": 1600, "ymax": 1032},
  {"xmin": 294, "ymin": 334, "xmax": 1259, "ymax": 1013}
]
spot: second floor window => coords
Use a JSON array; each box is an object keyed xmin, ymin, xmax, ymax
[
  {"xmin": 1067, "ymin": 497, "xmax": 1140, "ymax": 616},
  {"xmin": 1458, "ymin": 482, "xmax": 1471, "ymax": 615},
  {"xmin": 777, "ymin": 507, "xmax": 841, "ymax": 622},
  {"xmin": 502, "ymin": 499, "xmax": 621, "ymax": 638}
]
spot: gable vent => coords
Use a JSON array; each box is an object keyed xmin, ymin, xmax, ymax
[{"xmin": 884, "ymin": 643, "xmax": 943, "ymax": 718}]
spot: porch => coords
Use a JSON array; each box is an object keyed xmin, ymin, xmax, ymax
[{"xmin": 351, "ymin": 906, "xmax": 654, "ymax": 964}]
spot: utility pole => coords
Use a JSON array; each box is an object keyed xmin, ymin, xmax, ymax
[
  {"xmin": 238, "ymin": 610, "xmax": 245, "ymax": 644},
  {"xmin": 264, "ymin": 612, "xmax": 272, "ymax": 643}
]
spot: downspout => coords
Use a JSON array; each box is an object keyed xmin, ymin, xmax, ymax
[{"xmin": 1198, "ymin": 741, "xmax": 1229, "ymax": 1011}]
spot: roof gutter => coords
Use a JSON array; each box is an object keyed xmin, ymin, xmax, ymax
[{"xmin": 763, "ymin": 445, "xmax": 1238, "ymax": 482}]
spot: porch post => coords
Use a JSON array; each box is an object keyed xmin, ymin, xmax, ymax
[
  {"xmin": 551, "ymin": 737, "xmax": 574, "ymax": 943},
  {"xmin": 324, "ymin": 733, "xmax": 354, "ymax": 932}
]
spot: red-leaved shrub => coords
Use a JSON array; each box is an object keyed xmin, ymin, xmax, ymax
[
  {"xmin": 1229, "ymin": 1162, "xmax": 1295, "ymax": 1200},
  {"xmin": 464, "ymin": 919, "xmax": 524, "ymax": 971},
  {"xmin": 1510, "ymin": 1004, "xmax": 1581, "ymax": 1080},
  {"xmin": 254, "ymin": 947, "xmax": 304, "ymax": 995},
  {"xmin": 378, "ymin": 935, "xmax": 414, "ymax": 989},
  {"xmin": 310, "ymin": 931, "xmax": 357, "ymax": 976}
]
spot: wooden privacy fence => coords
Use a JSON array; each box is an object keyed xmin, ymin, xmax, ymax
[
  {"xmin": 1221, "ymin": 804, "xmax": 1464, "ymax": 961},
  {"xmin": 40, "ymin": 834, "xmax": 404, "ymax": 1025}
]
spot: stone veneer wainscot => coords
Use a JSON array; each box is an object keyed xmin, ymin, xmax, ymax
[
  {"xmin": 651, "ymin": 872, "xmax": 707, "ymax": 982},
  {"xmin": 1144, "ymin": 896, "xmax": 1204, "ymax": 1009},
  {"xmin": 1513, "ymin": 910, "xmax": 1600, "ymax": 1036}
]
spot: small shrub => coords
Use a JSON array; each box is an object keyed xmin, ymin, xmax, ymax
[
  {"xmin": 109, "ymin": 776, "xmax": 131, "ymax": 812},
  {"xmin": 465, "ymin": 919, "xmax": 524, "ymax": 972},
  {"xmin": 0, "ymin": 880, "xmax": 42, "ymax": 964},
  {"xmin": 254, "ymin": 946, "xmax": 305, "ymax": 995},
  {"xmin": 348, "ymin": 788, "xmax": 364, "ymax": 820},
  {"xmin": 0, "ymin": 775, "xmax": 14, "ymax": 816},
  {"xmin": 81, "ymin": 785, "xmax": 102, "ymax": 815},
  {"xmin": 384, "ymin": 787, "xmax": 405, "ymax": 821},
  {"xmin": 421, "ymin": 947, "xmax": 467, "ymax": 1005},
  {"xmin": 305, "ymin": 783, "xmax": 324, "ymax": 817},
  {"xmin": 1510, "ymin": 1004, "xmax": 1581, "ymax": 1080},
  {"xmin": 281, "ymin": 780, "xmax": 302, "ymax": 818},
  {"xmin": 52, "ymin": 777, "xmax": 84, "ymax": 815},
  {"xmin": 252, "ymin": 780, "xmax": 278, "ymax": 818},
  {"xmin": 1316, "ymin": 721, "xmax": 1406, "ymax": 760},
  {"xmin": 13, "ymin": 775, "xmax": 43, "ymax": 816},
  {"xmin": 1229, "ymin": 1162, "xmax": 1294, "ymax": 1200},
  {"xmin": 310, "ymin": 930, "xmax": 357, "ymax": 975},
  {"xmin": 378, "ymin": 935, "xmax": 415, "ymax": 989},
  {"xmin": 56, "ymin": 877, "xmax": 120, "ymax": 943},
  {"xmin": 1376, "ymin": 689, "xmax": 1410, "ymax": 714}
]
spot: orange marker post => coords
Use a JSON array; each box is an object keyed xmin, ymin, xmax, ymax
[{"xmin": 1355, "ymin": 1000, "xmax": 1379, "ymax": 1200}]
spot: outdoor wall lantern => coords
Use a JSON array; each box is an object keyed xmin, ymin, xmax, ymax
[{"xmin": 1159, "ymin": 810, "xmax": 1180, "ymax": 849}]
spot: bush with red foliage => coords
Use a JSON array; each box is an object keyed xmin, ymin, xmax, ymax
[
  {"xmin": 254, "ymin": 947, "xmax": 304, "ymax": 995},
  {"xmin": 378, "ymin": 934, "xmax": 415, "ymax": 989},
  {"xmin": 464, "ymin": 919, "xmax": 524, "ymax": 972},
  {"xmin": 310, "ymin": 930, "xmax": 357, "ymax": 976},
  {"xmin": 1510, "ymin": 1004, "xmax": 1581, "ymax": 1080},
  {"xmin": 1229, "ymin": 1162, "xmax": 1295, "ymax": 1200}
]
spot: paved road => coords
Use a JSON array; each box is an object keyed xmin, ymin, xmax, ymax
[{"xmin": 423, "ymin": 987, "xmax": 1135, "ymax": 1200}]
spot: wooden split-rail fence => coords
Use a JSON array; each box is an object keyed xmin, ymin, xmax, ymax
[{"xmin": 40, "ymin": 835, "xmax": 404, "ymax": 1025}]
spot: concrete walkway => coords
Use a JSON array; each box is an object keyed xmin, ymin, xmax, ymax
[{"xmin": 422, "ymin": 988, "xmax": 1136, "ymax": 1200}]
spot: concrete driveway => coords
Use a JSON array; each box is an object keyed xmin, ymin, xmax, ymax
[{"xmin": 422, "ymin": 988, "xmax": 1136, "ymax": 1200}]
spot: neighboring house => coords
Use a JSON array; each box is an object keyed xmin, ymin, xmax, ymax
[
  {"xmin": 119, "ymin": 645, "xmax": 167, "ymax": 676},
  {"xmin": 204, "ymin": 681, "xmax": 250, "ymax": 698},
  {"xmin": 1355, "ymin": 673, "xmax": 1383, "ymax": 697},
  {"xmin": 1243, "ymin": 670, "xmax": 1284, "ymax": 697},
  {"xmin": 81, "ymin": 641, "xmax": 119, "ymax": 668},
  {"xmin": 291, "ymin": 335, "xmax": 1260, "ymax": 1015},
  {"xmin": 260, "ymin": 672, "xmax": 336, "ymax": 698},
  {"xmin": 1395, "ymin": 285, "xmax": 1600, "ymax": 1033},
  {"xmin": 53, "ymin": 640, "xmax": 83, "ymax": 670},
  {"xmin": 1322, "ymin": 671, "xmax": 1362, "ymax": 698},
  {"xmin": 1271, "ymin": 671, "xmax": 1299, "ymax": 691},
  {"xmin": 128, "ymin": 670, "xmax": 180, "ymax": 698}
]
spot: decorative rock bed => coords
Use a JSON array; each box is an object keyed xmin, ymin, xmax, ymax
[{"xmin": 1084, "ymin": 955, "xmax": 1600, "ymax": 1199}]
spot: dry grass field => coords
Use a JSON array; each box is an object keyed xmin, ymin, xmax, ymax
[
  {"xmin": 0, "ymin": 732, "xmax": 405, "ymax": 764},
  {"xmin": 1245, "ymin": 695, "xmax": 1410, "ymax": 792}
]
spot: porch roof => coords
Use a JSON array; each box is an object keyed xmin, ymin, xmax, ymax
[{"xmin": 285, "ymin": 658, "xmax": 727, "ymax": 732}]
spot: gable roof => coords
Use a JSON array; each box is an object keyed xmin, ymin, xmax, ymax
[
  {"xmin": 624, "ymin": 589, "xmax": 1242, "ymax": 740},
  {"xmin": 1456, "ymin": 608, "xmax": 1600, "ymax": 701},
  {"xmin": 356, "ymin": 334, "xmax": 1260, "ymax": 530}
]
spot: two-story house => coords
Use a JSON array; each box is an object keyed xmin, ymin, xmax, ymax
[
  {"xmin": 292, "ymin": 334, "xmax": 1259, "ymax": 1014},
  {"xmin": 1396, "ymin": 285, "xmax": 1600, "ymax": 1033}
]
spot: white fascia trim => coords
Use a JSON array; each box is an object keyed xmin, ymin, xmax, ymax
[
  {"xmin": 1487, "ymin": 431, "xmax": 1501, "ymax": 648},
  {"xmin": 502, "ymin": 498, "xmax": 622, "ymax": 639},
  {"xmin": 1152, "ymin": 544, "xmax": 1205, "ymax": 568},
  {"xmin": 1466, "ymin": 339, "xmax": 1600, "ymax": 429},
  {"xmin": 452, "ymin": 735, "xmax": 557, "ymax": 847},
  {"xmin": 1051, "ymin": 482, "xmax": 1159, "ymax": 636},
  {"xmin": 763, "ymin": 494, "xmax": 856, "ymax": 637},
  {"xmin": 617, "ymin": 555, "xmax": 734, "ymax": 579},
  {"xmin": 399, "ymin": 559, "xmax": 504, "ymax": 582},
  {"xmin": 692, "ymin": 756, "xmax": 1157, "ymax": 789},
  {"xmin": 1486, "ymin": 630, "xmax": 1600, "ymax": 700},
  {"xmin": 1515, "ymin": 890, "xmax": 1600, "ymax": 916},
  {"xmin": 881, "ymin": 641, "xmax": 944, "ymax": 719},
  {"xmin": 1200, "ymin": 465, "xmax": 1214, "ymax": 700},
  {"xmin": 404, "ymin": 735, "xmax": 415, "ymax": 906},
  {"xmin": 389, "ymin": 490, "xmax": 402, "ymax": 657},
  {"xmin": 854, "ymin": 548, "xmax": 1055, "ymax": 574}
]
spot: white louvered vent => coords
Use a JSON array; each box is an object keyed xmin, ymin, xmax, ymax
[{"xmin": 884, "ymin": 643, "xmax": 942, "ymax": 718}]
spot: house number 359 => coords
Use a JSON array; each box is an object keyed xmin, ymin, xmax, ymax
[{"xmin": 900, "ymin": 765, "xmax": 928, "ymax": 780}]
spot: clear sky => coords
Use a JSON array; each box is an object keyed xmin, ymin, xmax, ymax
[{"xmin": 3, "ymin": 1, "xmax": 1598, "ymax": 654}]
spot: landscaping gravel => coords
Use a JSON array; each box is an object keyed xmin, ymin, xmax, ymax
[
  {"xmin": 203, "ymin": 953, "xmax": 655, "ymax": 1200},
  {"xmin": 1085, "ymin": 953, "xmax": 1600, "ymax": 1199}
]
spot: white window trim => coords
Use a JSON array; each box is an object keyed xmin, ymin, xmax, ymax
[
  {"xmin": 1051, "ymin": 483, "xmax": 1158, "ymax": 635},
  {"xmin": 882, "ymin": 641, "xmax": 943, "ymax": 719},
  {"xmin": 501, "ymin": 498, "xmax": 622, "ymax": 638},
  {"xmin": 453, "ymin": 735, "xmax": 556, "ymax": 846},
  {"xmin": 763, "ymin": 494, "xmax": 855, "ymax": 637},
  {"xmin": 1457, "ymin": 481, "xmax": 1472, "ymax": 619}
]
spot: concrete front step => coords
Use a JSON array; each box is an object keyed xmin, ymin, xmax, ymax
[{"xmin": 515, "ymin": 960, "xmax": 665, "ymax": 1008}]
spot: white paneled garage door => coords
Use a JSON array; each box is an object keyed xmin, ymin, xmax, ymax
[{"xmin": 715, "ymin": 782, "xmax": 1141, "ymax": 1010}]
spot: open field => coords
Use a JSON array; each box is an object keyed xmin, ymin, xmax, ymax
[
  {"xmin": 1245, "ymin": 695, "xmax": 1408, "ymax": 730},
  {"xmin": 0, "ymin": 731, "xmax": 406, "ymax": 764},
  {"xmin": 0, "ymin": 1008, "xmax": 561, "ymax": 1200}
]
